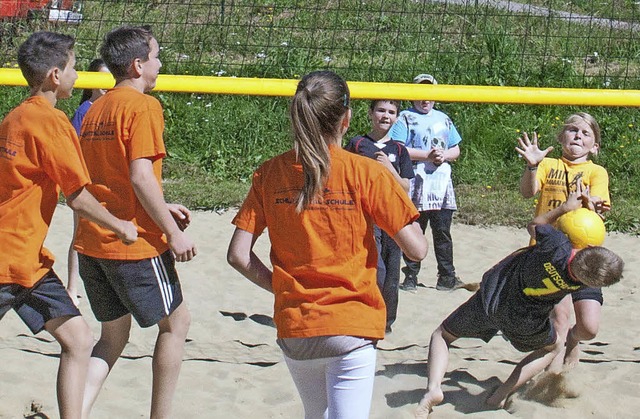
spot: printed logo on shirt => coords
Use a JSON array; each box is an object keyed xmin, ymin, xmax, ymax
[
  {"xmin": 523, "ymin": 262, "xmax": 580, "ymax": 296},
  {"xmin": 81, "ymin": 121, "xmax": 117, "ymax": 140},
  {"xmin": 274, "ymin": 187, "xmax": 356, "ymax": 210},
  {"xmin": 0, "ymin": 136, "xmax": 19, "ymax": 160},
  {"xmin": 546, "ymin": 198, "xmax": 564, "ymax": 209},
  {"xmin": 545, "ymin": 168, "xmax": 584, "ymax": 190}
]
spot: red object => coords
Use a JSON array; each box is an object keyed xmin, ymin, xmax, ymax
[{"xmin": 0, "ymin": 0, "xmax": 75, "ymax": 18}]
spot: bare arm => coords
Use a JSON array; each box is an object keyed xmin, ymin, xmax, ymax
[
  {"xmin": 66, "ymin": 187, "xmax": 137, "ymax": 244},
  {"xmin": 527, "ymin": 190, "xmax": 586, "ymax": 238},
  {"xmin": 393, "ymin": 221, "xmax": 428, "ymax": 262},
  {"xmin": 130, "ymin": 158, "xmax": 197, "ymax": 262},
  {"xmin": 66, "ymin": 211, "xmax": 80, "ymax": 306},
  {"xmin": 516, "ymin": 132, "xmax": 553, "ymax": 198},
  {"xmin": 406, "ymin": 146, "xmax": 437, "ymax": 162},
  {"xmin": 227, "ymin": 228, "xmax": 273, "ymax": 293},
  {"xmin": 441, "ymin": 144, "xmax": 460, "ymax": 162}
]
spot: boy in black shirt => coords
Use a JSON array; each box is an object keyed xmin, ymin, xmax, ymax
[{"xmin": 416, "ymin": 189, "xmax": 624, "ymax": 417}]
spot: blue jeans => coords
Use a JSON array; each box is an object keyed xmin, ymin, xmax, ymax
[
  {"xmin": 403, "ymin": 209, "xmax": 456, "ymax": 280},
  {"xmin": 374, "ymin": 225, "xmax": 401, "ymax": 329}
]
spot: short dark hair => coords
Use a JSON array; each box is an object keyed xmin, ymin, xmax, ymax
[
  {"xmin": 80, "ymin": 58, "xmax": 108, "ymax": 103},
  {"xmin": 570, "ymin": 246, "xmax": 624, "ymax": 288},
  {"xmin": 17, "ymin": 31, "xmax": 74, "ymax": 88},
  {"xmin": 100, "ymin": 25, "xmax": 154, "ymax": 79},
  {"xmin": 369, "ymin": 99, "xmax": 400, "ymax": 112}
]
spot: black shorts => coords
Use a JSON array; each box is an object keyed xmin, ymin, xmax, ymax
[
  {"xmin": 572, "ymin": 286, "xmax": 603, "ymax": 305},
  {"xmin": 442, "ymin": 292, "xmax": 556, "ymax": 353},
  {"xmin": 79, "ymin": 250, "xmax": 183, "ymax": 328},
  {"xmin": 0, "ymin": 269, "xmax": 81, "ymax": 334}
]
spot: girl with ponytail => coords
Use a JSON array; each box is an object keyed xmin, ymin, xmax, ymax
[{"xmin": 228, "ymin": 71, "xmax": 427, "ymax": 418}]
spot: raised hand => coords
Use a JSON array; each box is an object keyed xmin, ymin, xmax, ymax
[{"xmin": 516, "ymin": 132, "xmax": 554, "ymax": 167}]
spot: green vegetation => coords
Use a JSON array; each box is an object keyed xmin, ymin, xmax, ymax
[{"xmin": 0, "ymin": 0, "xmax": 638, "ymax": 233}]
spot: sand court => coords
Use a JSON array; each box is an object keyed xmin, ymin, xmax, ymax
[{"xmin": 1, "ymin": 205, "xmax": 638, "ymax": 418}]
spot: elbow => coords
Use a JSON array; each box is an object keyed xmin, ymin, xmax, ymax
[
  {"xmin": 226, "ymin": 249, "xmax": 241, "ymax": 270},
  {"xmin": 404, "ymin": 236, "xmax": 428, "ymax": 262},
  {"xmin": 66, "ymin": 187, "xmax": 86, "ymax": 212},
  {"xmin": 520, "ymin": 187, "xmax": 536, "ymax": 199},
  {"xmin": 226, "ymin": 247, "xmax": 249, "ymax": 273}
]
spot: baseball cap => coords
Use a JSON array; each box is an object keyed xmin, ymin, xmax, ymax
[{"xmin": 413, "ymin": 74, "xmax": 437, "ymax": 85}]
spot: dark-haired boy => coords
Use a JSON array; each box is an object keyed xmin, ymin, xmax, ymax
[
  {"xmin": 0, "ymin": 31, "xmax": 138, "ymax": 418},
  {"xmin": 345, "ymin": 99, "xmax": 414, "ymax": 332},
  {"xmin": 74, "ymin": 25, "xmax": 197, "ymax": 418},
  {"xmin": 415, "ymin": 190, "xmax": 624, "ymax": 417}
]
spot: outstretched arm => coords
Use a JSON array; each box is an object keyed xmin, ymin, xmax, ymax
[
  {"xmin": 227, "ymin": 228, "xmax": 273, "ymax": 293},
  {"xmin": 527, "ymin": 188, "xmax": 586, "ymax": 238},
  {"xmin": 516, "ymin": 132, "xmax": 553, "ymax": 198}
]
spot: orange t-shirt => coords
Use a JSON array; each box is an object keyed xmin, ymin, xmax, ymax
[
  {"xmin": 0, "ymin": 96, "xmax": 90, "ymax": 287},
  {"xmin": 232, "ymin": 147, "xmax": 419, "ymax": 340},
  {"xmin": 74, "ymin": 86, "xmax": 168, "ymax": 259}
]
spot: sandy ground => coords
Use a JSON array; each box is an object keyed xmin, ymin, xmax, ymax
[{"xmin": 1, "ymin": 205, "xmax": 638, "ymax": 418}]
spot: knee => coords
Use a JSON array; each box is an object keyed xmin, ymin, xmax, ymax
[
  {"xmin": 574, "ymin": 321, "xmax": 598, "ymax": 341},
  {"xmin": 164, "ymin": 304, "xmax": 191, "ymax": 335},
  {"xmin": 432, "ymin": 325, "xmax": 456, "ymax": 346},
  {"xmin": 60, "ymin": 319, "xmax": 94, "ymax": 355}
]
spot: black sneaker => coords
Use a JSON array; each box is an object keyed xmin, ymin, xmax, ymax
[
  {"xmin": 436, "ymin": 275, "xmax": 466, "ymax": 291},
  {"xmin": 400, "ymin": 277, "xmax": 418, "ymax": 293}
]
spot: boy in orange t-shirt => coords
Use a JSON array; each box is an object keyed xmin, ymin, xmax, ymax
[
  {"xmin": 74, "ymin": 26, "xmax": 197, "ymax": 418},
  {"xmin": 0, "ymin": 32, "xmax": 137, "ymax": 419}
]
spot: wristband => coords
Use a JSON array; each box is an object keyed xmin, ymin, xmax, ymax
[{"xmin": 526, "ymin": 165, "xmax": 538, "ymax": 171}]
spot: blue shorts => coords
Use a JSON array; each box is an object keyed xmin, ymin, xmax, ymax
[
  {"xmin": 0, "ymin": 269, "xmax": 81, "ymax": 334},
  {"xmin": 442, "ymin": 292, "xmax": 556, "ymax": 353},
  {"xmin": 79, "ymin": 250, "xmax": 183, "ymax": 328}
]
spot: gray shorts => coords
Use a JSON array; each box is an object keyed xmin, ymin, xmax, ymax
[
  {"xmin": 79, "ymin": 250, "xmax": 183, "ymax": 328},
  {"xmin": 0, "ymin": 269, "xmax": 80, "ymax": 334},
  {"xmin": 442, "ymin": 292, "xmax": 556, "ymax": 353}
]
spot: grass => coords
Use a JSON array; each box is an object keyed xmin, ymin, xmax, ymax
[{"xmin": 1, "ymin": 0, "xmax": 639, "ymax": 234}]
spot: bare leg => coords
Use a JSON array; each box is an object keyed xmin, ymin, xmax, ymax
[
  {"xmin": 45, "ymin": 315, "xmax": 94, "ymax": 419},
  {"xmin": 564, "ymin": 299, "xmax": 601, "ymax": 369},
  {"xmin": 81, "ymin": 315, "xmax": 132, "ymax": 419},
  {"xmin": 547, "ymin": 295, "xmax": 572, "ymax": 374},
  {"xmin": 486, "ymin": 341, "xmax": 562, "ymax": 408},
  {"xmin": 415, "ymin": 326, "xmax": 458, "ymax": 418},
  {"xmin": 150, "ymin": 302, "xmax": 191, "ymax": 419}
]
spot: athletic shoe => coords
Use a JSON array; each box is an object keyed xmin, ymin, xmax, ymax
[
  {"xmin": 400, "ymin": 277, "xmax": 418, "ymax": 293},
  {"xmin": 436, "ymin": 275, "xmax": 466, "ymax": 291}
]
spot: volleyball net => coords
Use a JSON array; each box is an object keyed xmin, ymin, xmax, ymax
[{"xmin": 1, "ymin": 0, "xmax": 639, "ymax": 105}]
